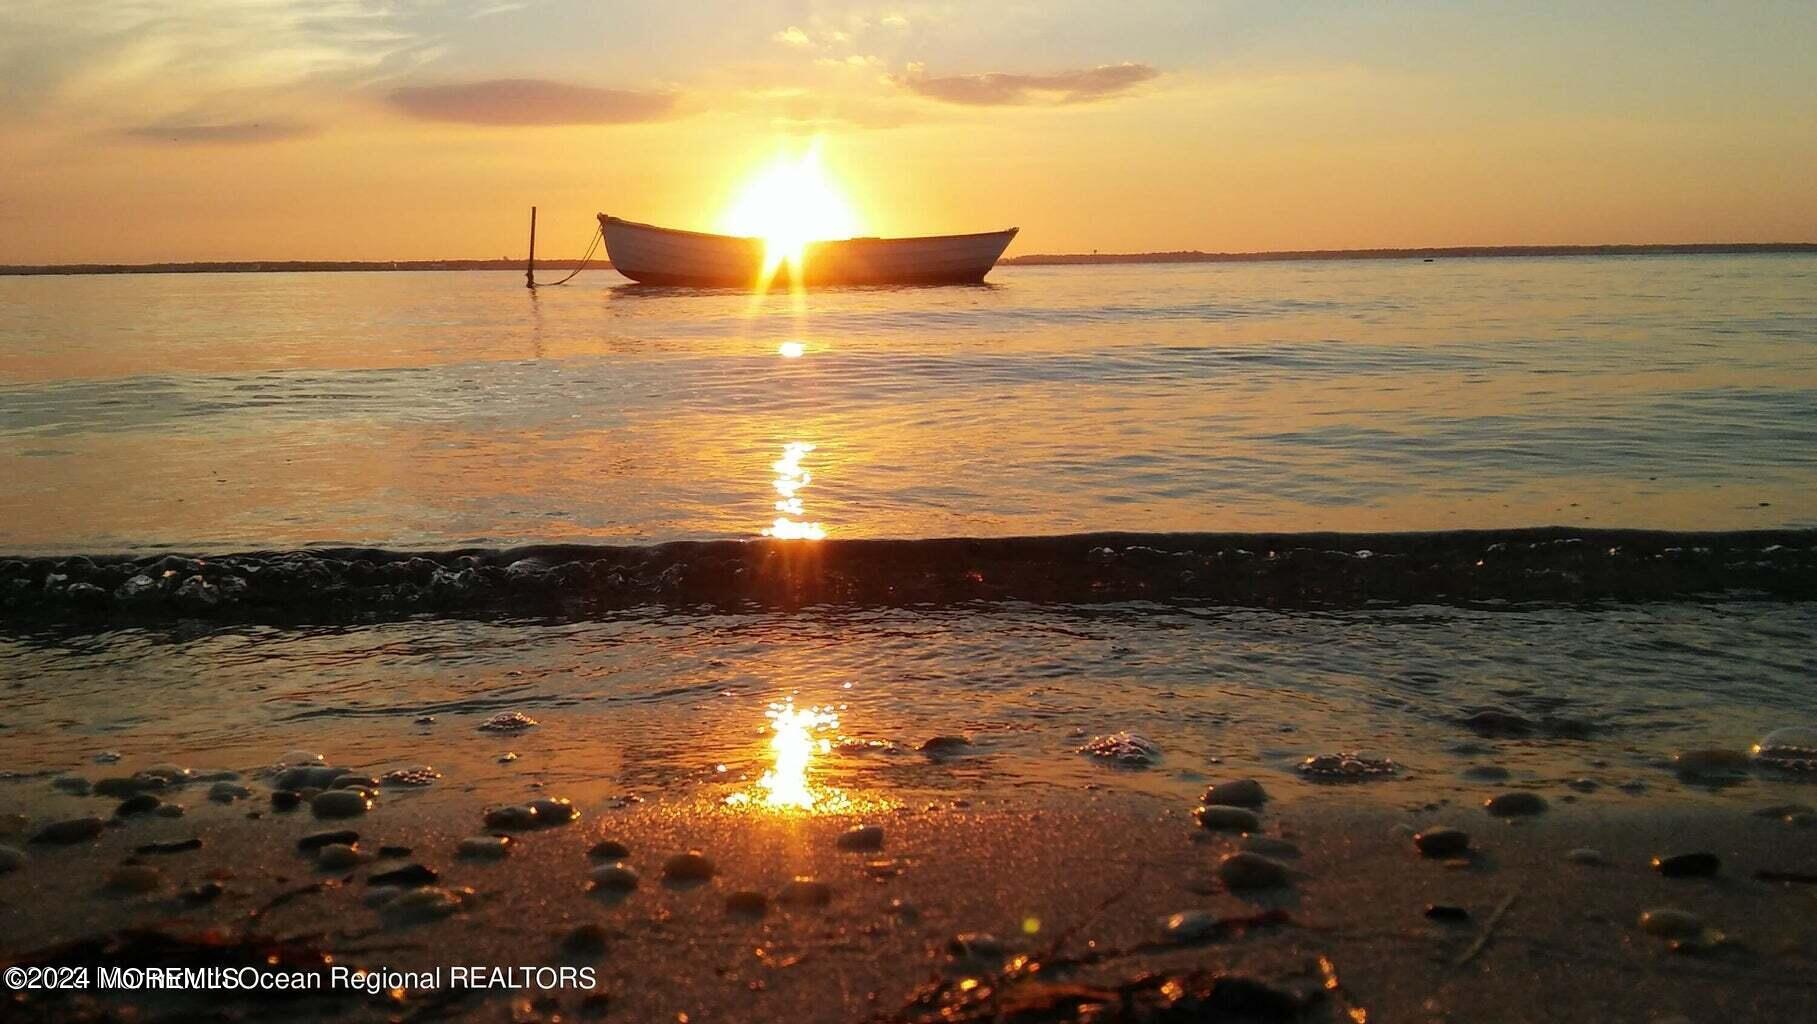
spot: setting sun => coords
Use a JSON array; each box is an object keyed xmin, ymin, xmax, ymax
[{"xmin": 719, "ymin": 143, "xmax": 860, "ymax": 276}]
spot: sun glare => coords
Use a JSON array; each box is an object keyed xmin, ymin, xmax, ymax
[
  {"xmin": 763, "ymin": 441, "xmax": 826, "ymax": 540},
  {"xmin": 756, "ymin": 699, "xmax": 840, "ymax": 810},
  {"xmin": 720, "ymin": 143, "xmax": 859, "ymax": 279}
]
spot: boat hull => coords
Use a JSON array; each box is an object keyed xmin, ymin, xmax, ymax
[{"xmin": 598, "ymin": 215, "xmax": 1017, "ymax": 287}]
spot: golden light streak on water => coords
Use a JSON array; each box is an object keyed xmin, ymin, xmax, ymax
[
  {"xmin": 762, "ymin": 441, "xmax": 826, "ymax": 539},
  {"xmin": 757, "ymin": 699, "xmax": 838, "ymax": 809},
  {"xmin": 778, "ymin": 340, "xmax": 805, "ymax": 358}
]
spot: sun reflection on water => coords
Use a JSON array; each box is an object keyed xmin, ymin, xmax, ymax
[
  {"xmin": 725, "ymin": 699, "xmax": 849, "ymax": 813},
  {"xmin": 778, "ymin": 340, "xmax": 805, "ymax": 358},
  {"xmin": 763, "ymin": 441, "xmax": 826, "ymax": 539}
]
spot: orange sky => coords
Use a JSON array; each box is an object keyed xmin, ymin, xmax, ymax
[{"xmin": 2, "ymin": 1, "xmax": 1815, "ymax": 263}]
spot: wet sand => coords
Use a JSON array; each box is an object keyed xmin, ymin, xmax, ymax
[{"xmin": 4, "ymin": 749, "xmax": 1815, "ymax": 1023}]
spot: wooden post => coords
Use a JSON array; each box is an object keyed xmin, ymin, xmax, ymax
[{"xmin": 525, "ymin": 205, "xmax": 537, "ymax": 289}]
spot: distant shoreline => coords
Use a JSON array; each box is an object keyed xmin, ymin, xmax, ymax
[{"xmin": 2, "ymin": 242, "xmax": 1814, "ymax": 276}]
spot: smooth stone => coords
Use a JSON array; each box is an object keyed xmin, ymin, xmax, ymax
[
  {"xmin": 105, "ymin": 865, "xmax": 164, "ymax": 894},
  {"xmin": 134, "ymin": 838, "xmax": 202, "ymax": 855},
  {"xmin": 317, "ymin": 843, "xmax": 369, "ymax": 870},
  {"xmin": 369, "ymin": 863, "xmax": 438, "ymax": 888},
  {"xmin": 1460, "ymin": 765, "xmax": 1511, "ymax": 782},
  {"xmin": 562, "ymin": 923, "xmax": 609, "ymax": 955},
  {"xmin": 1652, "ymin": 852, "xmax": 1720, "ymax": 878},
  {"xmin": 1203, "ymin": 779, "xmax": 1268, "ymax": 807},
  {"xmin": 589, "ymin": 863, "xmax": 640, "ymax": 891},
  {"xmin": 662, "ymin": 850, "xmax": 715, "ymax": 882},
  {"xmin": 52, "ymin": 776, "xmax": 92, "ymax": 795},
  {"xmin": 1162, "ymin": 910, "xmax": 1221, "ymax": 942},
  {"xmin": 1638, "ymin": 908, "xmax": 1705, "ymax": 938},
  {"xmin": 0, "ymin": 845, "xmax": 24, "ymax": 872},
  {"xmin": 30, "ymin": 817, "xmax": 104, "ymax": 845},
  {"xmin": 1424, "ymin": 904, "xmax": 1471, "ymax": 922},
  {"xmin": 380, "ymin": 886, "xmax": 466, "ymax": 924},
  {"xmin": 1413, "ymin": 827, "xmax": 1471, "ymax": 858},
  {"xmin": 527, "ymin": 798, "xmax": 578, "ymax": 826},
  {"xmin": 1297, "ymin": 752, "xmax": 1397, "ymax": 780},
  {"xmin": 153, "ymin": 803, "xmax": 184, "ymax": 818},
  {"xmin": 277, "ymin": 765, "xmax": 342, "ymax": 790},
  {"xmin": 778, "ymin": 877, "xmax": 833, "ymax": 907},
  {"xmin": 208, "ymin": 781, "xmax": 252, "ymax": 803},
  {"xmin": 311, "ymin": 790, "xmax": 371, "ymax": 818},
  {"xmin": 298, "ymin": 829, "xmax": 359, "ymax": 851},
  {"xmin": 278, "ymin": 750, "xmax": 325, "ymax": 767},
  {"xmin": 725, "ymin": 890, "xmax": 769, "ymax": 916},
  {"xmin": 1483, "ymin": 792, "xmax": 1548, "ymax": 816},
  {"xmin": 1194, "ymin": 805, "xmax": 1260, "ymax": 832},
  {"xmin": 918, "ymin": 735, "xmax": 972, "ymax": 754},
  {"xmin": 0, "ymin": 815, "xmax": 26, "ymax": 836},
  {"xmin": 837, "ymin": 825, "xmax": 885, "ymax": 851},
  {"xmin": 1674, "ymin": 749, "xmax": 1751, "ymax": 774},
  {"xmin": 382, "ymin": 766, "xmax": 441, "ymax": 786},
  {"xmin": 379, "ymin": 844, "xmax": 412, "ymax": 858},
  {"xmin": 270, "ymin": 790, "xmax": 302, "ymax": 811},
  {"xmin": 1216, "ymin": 851, "xmax": 1290, "ymax": 889},
  {"xmin": 483, "ymin": 805, "xmax": 538, "ymax": 831},
  {"xmin": 115, "ymin": 794, "xmax": 161, "ymax": 817},
  {"xmin": 458, "ymin": 836, "xmax": 512, "ymax": 860},
  {"xmin": 1077, "ymin": 731, "xmax": 1162, "ymax": 766},
  {"xmin": 1239, "ymin": 836, "xmax": 1301, "ymax": 858},
  {"xmin": 478, "ymin": 711, "xmax": 539, "ymax": 732},
  {"xmin": 183, "ymin": 881, "xmax": 225, "ymax": 903},
  {"xmin": 1566, "ymin": 848, "xmax": 1607, "ymax": 865},
  {"xmin": 332, "ymin": 776, "xmax": 380, "ymax": 791},
  {"xmin": 588, "ymin": 839, "xmax": 631, "ymax": 860}
]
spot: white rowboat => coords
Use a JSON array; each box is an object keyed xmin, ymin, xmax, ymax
[{"xmin": 598, "ymin": 214, "xmax": 1017, "ymax": 287}]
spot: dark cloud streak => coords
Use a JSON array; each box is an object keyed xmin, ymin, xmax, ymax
[
  {"xmin": 899, "ymin": 63, "xmax": 1159, "ymax": 106},
  {"xmin": 122, "ymin": 121, "xmax": 316, "ymax": 144},
  {"xmin": 388, "ymin": 78, "xmax": 676, "ymax": 126}
]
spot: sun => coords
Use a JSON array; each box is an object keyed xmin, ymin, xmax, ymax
[{"xmin": 719, "ymin": 142, "xmax": 860, "ymax": 278}]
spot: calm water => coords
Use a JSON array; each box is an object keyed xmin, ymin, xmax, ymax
[{"xmin": 3, "ymin": 255, "xmax": 1815, "ymax": 554}]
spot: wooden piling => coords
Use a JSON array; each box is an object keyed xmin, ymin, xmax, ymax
[{"xmin": 525, "ymin": 205, "xmax": 537, "ymax": 289}]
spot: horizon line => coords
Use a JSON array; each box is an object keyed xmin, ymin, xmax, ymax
[{"xmin": 3, "ymin": 241, "xmax": 1815, "ymax": 277}]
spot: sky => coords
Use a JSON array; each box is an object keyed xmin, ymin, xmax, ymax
[{"xmin": 2, "ymin": 0, "xmax": 1815, "ymax": 262}]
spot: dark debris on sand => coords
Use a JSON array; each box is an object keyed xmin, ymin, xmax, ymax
[{"xmin": 6, "ymin": 529, "xmax": 1816, "ymax": 626}]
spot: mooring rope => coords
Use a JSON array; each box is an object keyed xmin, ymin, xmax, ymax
[{"xmin": 529, "ymin": 224, "xmax": 603, "ymax": 287}]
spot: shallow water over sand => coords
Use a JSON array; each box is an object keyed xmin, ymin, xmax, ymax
[
  {"xmin": 5, "ymin": 601, "xmax": 1813, "ymax": 810},
  {"xmin": 4, "ymin": 255, "xmax": 1816, "ymax": 554}
]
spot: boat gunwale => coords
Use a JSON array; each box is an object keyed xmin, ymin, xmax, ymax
[{"xmin": 598, "ymin": 213, "xmax": 1019, "ymax": 247}]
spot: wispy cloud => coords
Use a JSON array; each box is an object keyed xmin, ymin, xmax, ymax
[
  {"xmin": 387, "ymin": 78, "xmax": 677, "ymax": 126},
  {"xmin": 122, "ymin": 120, "xmax": 316, "ymax": 144},
  {"xmin": 896, "ymin": 62, "xmax": 1159, "ymax": 106}
]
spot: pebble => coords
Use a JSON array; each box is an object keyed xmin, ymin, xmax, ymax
[
  {"xmin": 561, "ymin": 923, "xmax": 609, "ymax": 955},
  {"xmin": 837, "ymin": 824, "xmax": 886, "ymax": 851},
  {"xmin": 115, "ymin": 794, "xmax": 161, "ymax": 817},
  {"xmin": 382, "ymin": 766, "xmax": 441, "ymax": 787},
  {"xmin": 298, "ymin": 829, "xmax": 359, "ymax": 851},
  {"xmin": 183, "ymin": 881, "xmax": 225, "ymax": 904},
  {"xmin": 498, "ymin": 752, "xmax": 519, "ymax": 763},
  {"xmin": 370, "ymin": 863, "xmax": 439, "ymax": 888},
  {"xmin": 1194, "ymin": 805, "xmax": 1261, "ymax": 832},
  {"xmin": 1751, "ymin": 726, "xmax": 1817, "ymax": 772},
  {"xmin": 94, "ymin": 751, "xmax": 123, "ymax": 764},
  {"xmin": 380, "ymin": 886, "xmax": 467, "ymax": 924},
  {"xmin": 0, "ymin": 845, "xmax": 24, "ymax": 872},
  {"xmin": 1203, "ymin": 779, "xmax": 1268, "ymax": 807},
  {"xmin": 1638, "ymin": 908, "xmax": 1705, "ymax": 938},
  {"xmin": 725, "ymin": 890, "xmax": 769, "ymax": 916},
  {"xmin": 778, "ymin": 877, "xmax": 834, "ymax": 907},
  {"xmin": 153, "ymin": 803, "xmax": 185, "ymax": 818},
  {"xmin": 52, "ymin": 776, "xmax": 92, "ymax": 795},
  {"xmin": 209, "ymin": 781, "xmax": 252, "ymax": 802},
  {"xmin": 918, "ymin": 735, "xmax": 972, "ymax": 754},
  {"xmin": 1216, "ymin": 851, "xmax": 1290, "ymax": 889},
  {"xmin": 1077, "ymin": 731, "xmax": 1162, "ymax": 766},
  {"xmin": 1424, "ymin": 904, "xmax": 1471, "ymax": 922},
  {"xmin": 1673, "ymin": 749, "xmax": 1751, "ymax": 776},
  {"xmin": 483, "ymin": 805, "xmax": 539, "ymax": 830},
  {"xmin": 271, "ymin": 790, "xmax": 302, "ymax": 811},
  {"xmin": 30, "ymin": 817, "xmax": 104, "ymax": 845},
  {"xmin": 527, "ymin": 798, "xmax": 578, "ymax": 825},
  {"xmin": 588, "ymin": 839, "xmax": 631, "ymax": 860},
  {"xmin": 1652, "ymin": 852, "xmax": 1720, "ymax": 878},
  {"xmin": 1162, "ymin": 910, "xmax": 1221, "ymax": 942},
  {"xmin": 1566, "ymin": 848, "xmax": 1607, "ymax": 865},
  {"xmin": 1413, "ymin": 827, "xmax": 1471, "ymax": 858},
  {"xmin": 662, "ymin": 850, "xmax": 715, "ymax": 882},
  {"xmin": 1483, "ymin": 792, "xmax": 1548, "ymax": 816},
  {"xmin": 947, "ymin": 933, "xmax": 1004, "ymax": 962},
  {"xmin": 311, "ymin": 789, "xmax": 372, "ymax": 818},
  {"xmin": 105, "ymin": 865, "xmax": 164, "ymax": 894},
  {"xmin": 589, "ymin": 863, "xmax": 640, "ymax": 892},
  {"xmin": 1240, "ymin": 836, "xmax": 1301, "ymax": 858},
  {"xmin": 315, "ymin": 843, "xmax": 368, "ymax": 870},
  {"xmin": 458, "ymin": 836, "xmax": 512, "ymax": 860},
  {"xmin": 479, "ymin": 711, "xmax": 539, "ymax": 733},
  {"xmin": 1297, "ymin": 752, "xmax": 1397, "ymax": 781},
  {"xmin": 276, "ymin": 765, "xmax": 343, "ymax": 790}
]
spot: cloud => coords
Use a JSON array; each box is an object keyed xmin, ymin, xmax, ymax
[
  {"xmin": 123, "ymin": 120, "xmax": 316, "ymax": 144},
  {"xmin": 773, "ymin": 26, "xmax": 812, "ymax": 47},
  {"xmin": 896, "ymin": 62, "xmax": 1159, "ymax": 106},
  {"xmin": 387, "ymin": 79, "xmax": 676, "ymax": 126}
]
